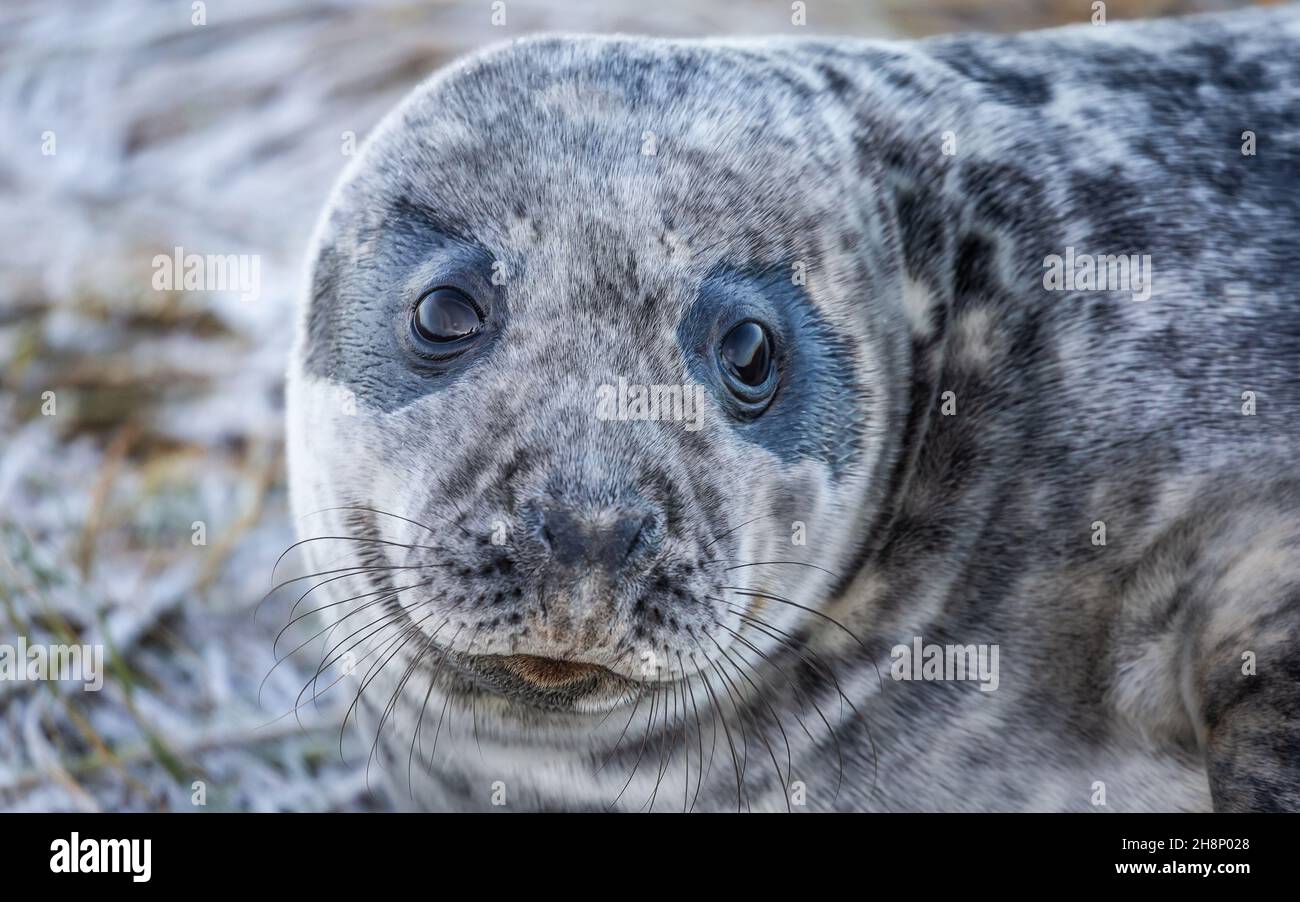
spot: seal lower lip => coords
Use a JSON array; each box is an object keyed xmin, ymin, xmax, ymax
[
  {"xmin": 456, "ymin": 652, "xmax": 631, "ymax": 711},
  {"xmin": 493, "ymin": 654, "xmax": 608, "ymax": 688}
]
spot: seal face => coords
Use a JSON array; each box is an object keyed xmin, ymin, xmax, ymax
[
  {"xmin": 287, "ymin": 9, "xmax": 1300, "ymax": 811},
  {"xmin": 287, "ymin": 34, "xmax": 902, "ymax": 719}
]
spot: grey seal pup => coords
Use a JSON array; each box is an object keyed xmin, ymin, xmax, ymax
[{"xmin": 285, "ymin": 5, "xmax": 1300, "ymax": 811}]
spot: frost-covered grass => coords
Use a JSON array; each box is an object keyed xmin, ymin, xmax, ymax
[{"xmin": 0, "ymin": 0, "xmax": 1244, "ymax": 811}]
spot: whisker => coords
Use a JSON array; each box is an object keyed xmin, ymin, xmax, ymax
[
  {"xmin": 366, "ymin": 615, "xmax": 452, "ymax": 781},
  {"xmin": 689, "ymin": 648, "xmax": 744, "ymax": 812},
  {"xmin": 260, "ymin": 579, "xmax": 427, "ymax": 707},
  {"xmin": 708, "ymin": 631, "xmax": 794, "ymax": 799},
  {"xmin": 337, "ymin": 605, "xmax": 441, "ymax": 758},
  {"xmin": 678, "ymin": 651, "xmax": 709, "ymax": 813},
  {"xmin": 304, "ymin": 598, "xmax": 435, "ymax": 719},
  {"xmin": 643, "ymin": 664, "xmax": 682, "ymax": 812},
  {"xmin": 264, "ymin": 581, "xmax": 435, "ymax": 709},
  {"xmin": 284, "ymin": 564, "xmax": 449, "ymax": 623},
  {"xmin": 255, "ymin": 562, "xmax": 432, "ymax": 622},
  {"xmin": 701, "ymin": 514, "xmax": 767, "ymax": 552},
  {"xmin": 723, "ymin": 585, "xmax": 883, "ymax": 695},
  {"xmin": 307, "ymin": 500, "xmax": 483, "ymax": 545},
  {"xmin": 722, "ymin": 560, "xmax": 838, "ymax": 578},
  {"xmin": 607, "ymin": 687, "xmax": 659, "ymax": 811},
  {"xmin": 356, "ymin": 621, "xmax": 435, "ymax": 782},
  {"xmin": 702, "ymin": 647, "xmax": 756, "ymax": 811},
  {"xmin": 593, "ymin": 682, "xmax": 648, "ymax": 776},
  {"xmin": 720, "ymin": 602, "xmax": 874, "ymax": 799},
  {"xmin": 675, "ymin": 672, "xmax": 690, "ymax": 813},
  {"xmin": 715, "ymin": 622, "xmax": 818, "ymax": 747},
  {"xmin": 271, "ymin": 534, "xmax": 442, "ymax": 586},
  {"xmin": 411, "ymin": 623, "xmax": 462, "ymax": 793},
  {"xmin": 424, "ymin": 626, "xmax": 466, "ymax": 777},
  {"xmin": 274, "ymin": 578, "xmax": 435, "ymax": 659}
]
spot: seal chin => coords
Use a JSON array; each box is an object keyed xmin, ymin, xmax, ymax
[{"xmin": 454, "ymin": 651, "xmax": 643, "ymax": 713}]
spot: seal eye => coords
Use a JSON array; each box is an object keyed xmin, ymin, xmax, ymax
[
  {"xmin": 719, "ymin": 321, "xmax": 773, "ymax": 388},
  {"xmin": 412, "ymin": 287, "xmax": 483, "ymax": 344}
]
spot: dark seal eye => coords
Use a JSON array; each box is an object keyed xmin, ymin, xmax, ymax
[
  {"xmin": 412, "ymin": 287, "xmax": 483, "ymax": 344},
  {"xmin": 719, "ymin": 320, "xmax": 773, "ymax": 388}
]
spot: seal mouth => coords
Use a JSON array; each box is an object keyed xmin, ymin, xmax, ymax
[
  {"xmin": 452, "ymin": 652, "xmax": 640, "ymax": 713},
  {"xmin": 490, "ymin": 654, "xmax": 608, "ymax": 688}
]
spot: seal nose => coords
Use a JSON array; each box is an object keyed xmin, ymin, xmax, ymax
[{"xmin": 536, "ymin": 503, "xmax": 659, "ymax": 572}]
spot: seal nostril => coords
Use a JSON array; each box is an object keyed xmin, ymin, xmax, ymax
[
  {"xmin": 613, "ymin": 514, "xmax": 643, "ymax": 560},
  {"xmin": 534, "ymin": 504, "xmax": 662, "ymax": 571},
  {"xmin": 602, "ymin": 509, "xmax": 662, "ymax": 566},
  {"xmin": 536, "ymin": 506, "xmax": 586, "ymax": 567},
  {"xmin": 626, "ymin": 512, "xmax": 661, "ymax": 560}
]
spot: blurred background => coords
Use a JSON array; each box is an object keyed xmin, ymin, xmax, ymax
[{"xmin": 0, "ymin": 0, "xmax": 1274, "ymax": 811}]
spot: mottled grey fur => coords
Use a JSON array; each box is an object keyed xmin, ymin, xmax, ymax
[{"xmin": 286, "ymin": 6, "xmax": 1300, "ymax": 811}]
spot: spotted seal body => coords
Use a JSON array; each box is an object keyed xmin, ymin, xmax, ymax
[{"xmin": 286, "ymin": 6, "xmax": 1300, "ymax": 811}]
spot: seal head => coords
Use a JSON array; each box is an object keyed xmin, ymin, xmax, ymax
[{"xmin": 286, "ymin": 35, "xmax": 908, "ymax": 712}]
